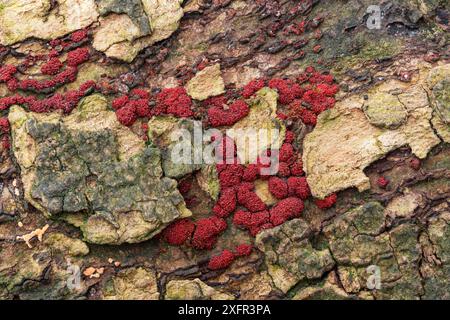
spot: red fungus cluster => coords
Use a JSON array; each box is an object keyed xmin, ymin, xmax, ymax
[
  {"xmin": 67, "ymin": 47, "xmax": 90, "ymax": 67},
  {"xmin": 111, "ymin": 86, "xmax": 195, "ymax": 127},
  {"xmin": 237, "ymin": 182, "xmax": 267, "ymax": 212},
  {"xmin": 0, "ymin": 65, "xmax": 16, "ymax": 82},
  {"xmin": 315, "ymin": 193, "xmax": 337, "ymax": 209},
  {"xmin": 113, "ymin": 89, "xmax": 154, "ymax": 126},
  {"xmin": 207, "ymin": 99, "xmax": 249, "ymax": 127},
  {"xmin": 192, "ymin": 216, "xmax": 228, "ymax": 250},
  {"xmin": 377, "ymin": 176, "xmax": 390, "ymax": 189},
  {"xmin": 233, "ymin": 210, "xmax": 271, "ymax": 236},
  {"xmin": 0, "ymin": 80, "xmax": 96, "ymax": 113},
  {"xmin": 270, "ymin": 197, "xmax": 304, "ymax": 226},
  {"xmin": 0, "ymin": 46, "xmax": 91, "ymax": 96},
  {"xmin": 242, "ymin": 79, "xmax": 266, "ymax": 98},
  {"xmin": 213, "ymin": 187, "xmax": 237, "ymax": 218},
  {"xmin": 161, "ymin": 68, "xmax": 340, "ymax": 261},
  {"xmin": 156, "ymin": 87, "xmax": 193, "ymax": 118},
  {"xmin": 71, "ymin": 29, "xmax": 89, "ymax": 43},
  {"xmin": 268, "ymin": 177, "xmax": 288, "ymax": 199},
  {"xmin": 207, "ymin": 244, "xmax": 253, "ymax": 270},
  {"xmin": 163, "ymin": 219, "xmax": 195, "ymax": 246},
  {"xmin": 41, "ymin": 58, "xmax": 63, "ymax": 75}
]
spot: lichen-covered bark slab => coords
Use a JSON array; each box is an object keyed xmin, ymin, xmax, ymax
[
  {"xmin": 230, "ymin": 88, "xmax": 285, "ymax": 164},
  {"xmin": 165, "ymin": 278, "xmax": 234, "ymax": 300},
  {"xmin": 186, "ymin": 64, "xmax": 225, "ymax": 101},
  {"xmin": 256, "ymin": 219, "xmax": 335, "ymax": 293},
  {"xmin": 94, "ymin": 0, "xmax": 185, "ymax": 62},
  {"xmin": 0, "ymin": 0, "xmax": 99, "ymax": 45},
  {"xmin": 303, "ymin": 66, "xmax": 445, "ymax": 198},
  {"xmin": 8, "ymin": 95, "xmax": 191, "ymax": 244},
  {"xmin": 102, "ymin": 267, "xmax": 159, "ymax": 300},
  {"xmin": 0, "ymin": 0, "xmax": 184, "ymax": 62}
]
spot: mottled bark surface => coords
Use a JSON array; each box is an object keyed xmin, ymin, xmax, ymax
[{"xmin": 0, "ymin": 0, "xmax": 449, "ymax": 300}]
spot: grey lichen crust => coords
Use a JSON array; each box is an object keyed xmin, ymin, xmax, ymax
[
  {"xmin": 8, "ymin": 94, "xmax": 191, "ymax": 245},
  {"xmin": 256, "ymin": 218, "xmax": 335, "ymax": 293},
  {"xmin": 97, "ymin": 0, "xmax": 152, "ymax": 35}
]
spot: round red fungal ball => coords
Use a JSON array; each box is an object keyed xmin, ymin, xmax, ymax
[
  {"xmin": 218, "ymin": 164, "xmax": 243, "ymax": 189},
  {"xmin": 116, "ymin": 104, "xmax": 137, "ymax": 126},
  {"xmin": 192, "ymin": 216, "xmax": 227, "ymax": 250},
  {"xmin": 112, "ymin": 95, "xmax": 129, "ymax": 110},
  {"xmin": 134, "ymin": 99, "xmax": 152, "ymax": 117},
  {"xmin": 156, "ymin": 87, "xmax": 193, "ymax": 118},
  {"xmin": 163, "ymin": 219, "xmax": 195, "ymax": 246},
  {"xmin": 208, "ymin": 100, "xmax": 249, "ymax": 127},
  {"xmin": 0, "ymin": 117, "xmax": 10, "ymax": 134},
  {"xmin": 6, "ymin": 78, "xmax": 19, "ymax": 91},
  {"xmin": 41, "ymin": 58, "xmax": 63, "ymax": 75},
  {"xmin": 317, "ymin": 83, "xmax": 339, "ymax": 96},
  {"xmin": 287, "ymin": 176, "xmax": 310, "ymax": 199},
  {"xmin": 208, "ymin": 249, "xmax": 235, "ymax": 270},
  {"xmin": 268, "ymin": 177, "xmax": 288, "ymax": 199},
  {"xmin": 277, "ymin": 162, "xmax": 291, "ymax": 177},
  {"xmin": 71, "ymin": 29, "xmax": 88, "ymax": 43},
  {"xmin": 377, "ymin": 176, "xmax": 390, "ymax": 189},
  {"xmin": 213, "ymin": 187, "xmax": 237, "ymax": 218},
  {"xmin": 242, "ymin": 79, "xmax": 265, "ymax": 98},
  {"xmin": 309, "ymin": 72, "xmax": 335, "ymax": 85},
  {"xmin": 290, "ymin": 159, "xmax": 304, "ymax": 176},
  {"xmin": 48, "ymin": 49, "xmax": 59, "ymax": 58},
  {"xmin": 301, "ymin": 109, "xmax": 318, "ymax": 125},
  {"xmin": 315, "ymin": 193, "xmax": 337, "ymax": 209},
  {"xmin": 130, "ymin": 88, "xmax": 150, "ymax": 100},
  {"xmin": 268, "ymin": 78, "xmax": 304, "ymax": 105},
  {"xmin": 67, "ymin": 47, "xmax": 90, "ymax": 67},
  {"xmin": 237, "ymin": 182, "xmax": 266, "ymax": 212},
  {"xmin": 269, "ymin": 197, "xmax": 304, "ymax": 226},
  {"xmin": 235, "ymin": 244, "xmax": 253, "ymax": 257},
  {"xmin": 279, "ymin": 143, "xmax": 295, "ymax": 163},
  {"xmin": 50, "ymin": 39, "xmax": 62, "ymax": 47},
  {"xmin": 0, "ymin": 65, "xmax": 17, "ymax": 83},
  {"xmin": 79, "ymin": 80, "xmax": 97, "ymax": 93},
  {"xmin": 242, "ymin": 164, "xmax": 259, "ymax": 182},
  {"xmin": 285, "ymin": 131, "xmax": 295, "ymax": 144},
  {"xmin": 288, "ymin": 100, "xmax": 318, "ymax": 126},
  {"xmin": 233, "ymin": 210, "xmax": 252, "ymax": 227}
]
